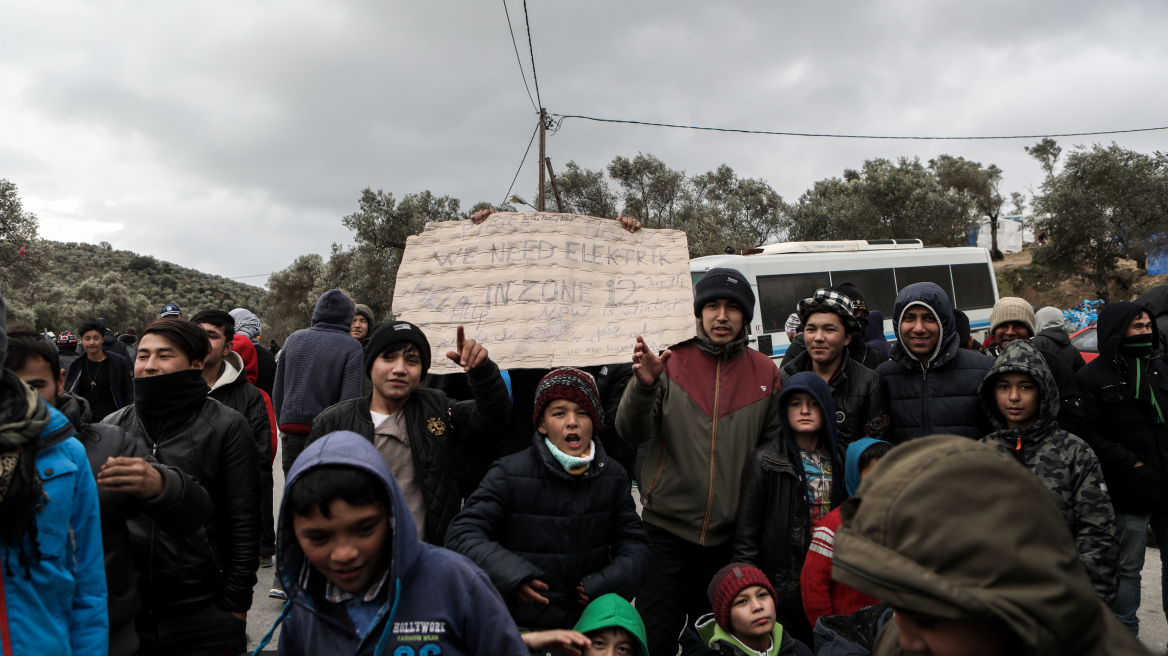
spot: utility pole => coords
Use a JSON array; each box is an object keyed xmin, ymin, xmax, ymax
[
  {"xmin": 537, "ymin": 108, "xmax": 547, "ymax": 211},
  {"xmin": 545, "ymin": 157, "xmax": 564, "ymax": 212}
]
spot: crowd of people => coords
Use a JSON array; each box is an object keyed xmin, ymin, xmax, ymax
[{"xmin": 3, "ymin": 226, "xmax": 1168, "ymax": 655}]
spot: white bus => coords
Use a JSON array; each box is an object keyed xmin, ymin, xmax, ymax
[{"xmin": 690, "ymin": 240, "xmax": 999, "ymax": 359}]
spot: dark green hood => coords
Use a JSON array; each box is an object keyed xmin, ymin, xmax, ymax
[
  {"xmin": 978, "ymin": 339, "xmax": 1059, "ymax": 438},
  {"xmin": 573, "ymin": 594, "xmax": 648, "ymax": 656},
  {"xmin": 832, "ymin": 436, "xmax": 1147, "ymax": 656}
]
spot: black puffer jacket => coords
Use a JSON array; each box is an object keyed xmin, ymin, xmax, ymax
[
  {"xmin": 444, "ymin": 434, "xmax": 651, "ymax": 630},
  {"xmin": 875, "ymin": 283, "xmax": 994, "ymax": 443},
  {"xmin": 781, "ymin": 332, "xmax": 885, "ymax": 371},
  {"xmin": 308, "ymin": 360, "xmax": 512, "ymax": 545},
  {"xmin": 780, "ymin": 351, "xmax": 890, "ymax": 450},
  {"xmin": 1032, "ymin": 327, "xmax": 1088, "ymax": 373},
  {"xmin": 1075, "ymin": 301, "xmax": 1168, "ymax": 515},
  {"xmin": 104, "ymin": 396, "xmax": 261, "ymax": 615},
  {"xmin": 732, "ymin": 373, "xmax": 845, "ymax": 616},
  {"xmin": 60, "ymin": 393, "xmax": 213, "ymax": 656}
]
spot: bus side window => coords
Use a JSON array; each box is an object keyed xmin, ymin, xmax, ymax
[
  {"xmin": 894, "ymin": 265, "xmax": 956, "ymax": 308},
  {"xmin": 951, "ymin": 263, "xmax": 996, "ymax": 311},
  {"xmin": 830, "ymin": 268, "xmax": 896, "ymax": 315},
  {"xmin": 757, "ymin": 272, "xmax": 830, "ymax": 332}
]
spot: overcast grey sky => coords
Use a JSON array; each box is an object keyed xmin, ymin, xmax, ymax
[{"xmin": 4, "ymin": 1, "xmax": 1168, "ymax": 286}]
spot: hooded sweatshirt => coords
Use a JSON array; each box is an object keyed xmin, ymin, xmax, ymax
[
  {"xmin": 1031, "ymin": 307, "xmax": 1088, "ymax": 374},
  {"xmin": 864, "ymin": 310, "xmax": 890, "ymax": 360},
  {"xmin": 832, "ymin": 436, "xmax": 1147, "ymax": 656},
  {"xmin": 572, "ymin": 593, "xmax": 649, "ymax": 656},
  {"xmin": 271, "ymin": 431, "xmax": 528, "ymax": 656},
  {"xmin": 272, "ymin": 290, "xmax": 365, "ymax": 429},
  {"xmin": 1075, "ymin": 301, "xmax": 1168, "ymax": 514},
  {"xmin": 875, "ymin": 282, "xmax": 994, "ymax": 443},
  {"xmin": 978, "ymin": 340, "xmax": 1118, "ymax": 603}
]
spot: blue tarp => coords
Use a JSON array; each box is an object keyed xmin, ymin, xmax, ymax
[{"xmin": 1064, "ymin": 299, "xmax": 1103, "ymax": 332}]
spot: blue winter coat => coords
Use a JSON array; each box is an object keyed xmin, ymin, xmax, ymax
[
  {"xmin": 875, "ymin": 283, "xmax": 994, "ymax": 443},
  {"xmin": 268, "ymin": 431, "xmax": 528, "ymax": 656},
  {"xmin": 1, "ymin": 404, "xmax": 108, "ymax": 656}
]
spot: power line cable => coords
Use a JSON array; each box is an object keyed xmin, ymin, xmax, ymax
[
  {"xmin": 522, "ymin": 0, "xmax": 542, "ymax": 109},
  {"xmin": 502, "ymin": 120, "xmax": 541, "ymax": 206},
  {"xmin": 226, "ymin": 273, "xmax": 273, "ymax": 279},
  {"xmin": 550, "ymin": 113, "xmax": 1168, "ymax": 140},
  {"xmin": 502, "ymin": 0, "xmax": 537, "ymax": 113}
]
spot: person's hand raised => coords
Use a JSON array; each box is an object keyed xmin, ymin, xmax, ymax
[
  {"xmin": 470, "ymin": 207, "xmax": 495, "ymax": 225},
  {"xmin": 445, "ymin": 325, "xmax": 488, "ymax": 371},
  {"xmin": 632, "ymin": 335, "xmax": 671, "ymax": 387},
  {"xmin": 617, "ymin": 211, "xmax": 641, "ymax": 233}
]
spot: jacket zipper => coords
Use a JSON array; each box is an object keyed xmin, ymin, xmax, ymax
[
  {"xmin": 205, "ymin": 536, "xmax": 223, "ymax": 573},
  {"xmin": 700, "ymin": 359, "xmax": 722, "ymax": 544},
  {"xmin": 645, "ymin": 442, "xmax": 668, "ymax": 505}
]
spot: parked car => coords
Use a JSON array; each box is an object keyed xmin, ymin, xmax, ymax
[{"xmin": 1069, "ymin": 326, "xmax": 1098, "ymax": 363}]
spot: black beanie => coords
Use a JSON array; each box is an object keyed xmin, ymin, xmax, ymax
[
  {"xmin": 831, "ymin": 281, "xmax": 867, "ymax": 313},
  {"xmin": 364, "ymin": 321, "xmax": 432, "ymax": 377},
  {"xmin": 693, "ymin": 267, "xmax": 755, "ymax": 325}
]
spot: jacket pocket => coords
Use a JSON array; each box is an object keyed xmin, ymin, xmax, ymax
[{"xmin": 34, "ymin": 454, "xmax": 81, "ymax": 558}]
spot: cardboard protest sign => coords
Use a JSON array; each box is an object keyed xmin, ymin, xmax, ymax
[{"xmin": 392, "ymin": 212, "xmax": 695, "ymax": 372}]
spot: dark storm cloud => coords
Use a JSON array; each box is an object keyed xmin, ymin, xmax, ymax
[{"xmin": 2, "ymin": 1, "xmax": 1167, "ymax": 284}]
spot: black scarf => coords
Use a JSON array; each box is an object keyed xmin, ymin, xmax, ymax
[
  {"xmin": 0, "ymin": 369, "xmax": 50, "ymax": 576},
  {"xmin": 133, "ymin": 369, "xmax": 209, "ymax": 440},
  {"xmin": 1121, "ymin": 335, "xmax": 1164, "ymax": 424}
]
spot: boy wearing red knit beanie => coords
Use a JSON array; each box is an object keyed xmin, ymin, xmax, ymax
[
  {"xmin": 681, "ymin": 564, "xmax": 812, "ymax": 656},
  {"xmin": 445, "ymin": 368, "xmax": 652, "ymax": 631}
]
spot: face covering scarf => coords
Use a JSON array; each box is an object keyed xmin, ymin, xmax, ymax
[
  {"xmin": 132, "ymin": 369, "xmax": 210, "ymax": 439},
  {"xmin": 545, "ymin": 437, "xmax": 596, "ymax": 474},
  {"xmin": 1121, "ymin": 335, "xmax": 1164, "ymax": 424}
]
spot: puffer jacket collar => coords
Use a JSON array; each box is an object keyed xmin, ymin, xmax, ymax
[
  {"xmin": 979, "ymin": 340, "xmax": 1060, "ymax": 457},
  {"xmin": 889, "ymin": 282, "xmax": 959, "ymax": 371},
  {"xmin": 530, "ymin": 431, "xmax": 609, "ymax": 482}
]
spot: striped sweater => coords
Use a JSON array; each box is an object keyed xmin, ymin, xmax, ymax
[{"xmin": 799, "ymin": 507, "xmax": 879, "ymax": 626}]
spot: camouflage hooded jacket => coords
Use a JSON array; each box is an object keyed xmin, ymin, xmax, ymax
[{"xmin": 979, "ymin": 339, "xmax": 1119, "ymax": 604}]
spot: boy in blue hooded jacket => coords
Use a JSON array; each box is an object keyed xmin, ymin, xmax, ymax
[
  {"xmin": 261, "ymin": 431, "xmax": 528, "ymax": 655},
  {"xmin": 0, "ymin": 291, "xmax": 107, "ymax": 656},
  {"xmin": 731, "ymin": 372, "xmax": 845, "ymax": 646}
]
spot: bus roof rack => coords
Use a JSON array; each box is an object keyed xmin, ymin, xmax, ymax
[{"xmin": 755, "ymin": 240, "xmax": 924, "ymax": 254}]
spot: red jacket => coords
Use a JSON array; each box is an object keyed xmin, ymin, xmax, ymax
[
  {"xmin": 799, "ymin": 507, "xmax": 879, "ymax": 626},
  {"xmin": 233, "ymin": 335, "xmax": 277, "ymax": 465}
]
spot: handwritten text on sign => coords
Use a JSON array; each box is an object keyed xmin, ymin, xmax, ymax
[{"xmin": 392, "ymin": 212, "xmax": 695, "ymax": 372}]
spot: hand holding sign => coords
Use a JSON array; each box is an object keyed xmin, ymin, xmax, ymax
[
  {"xmin": 632, "ymin": 335, "xmax": 672, "ymax": 387},
  {"xmin": 445, "ymin": 325, "xmax": 488, "ymax": 371}
]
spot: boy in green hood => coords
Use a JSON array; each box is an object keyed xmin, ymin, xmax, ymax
[{"xmin": 522, "ymin": 593, "xmax": 649, "ymax": 656}]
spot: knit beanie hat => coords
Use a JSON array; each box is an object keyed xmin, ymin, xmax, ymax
[
  {"xmin": 693, "ymin": 268, "xmax": 754, "ymax": 325},
  {"xmin": 707, "ymin": 563, "xmax": 776, "ymax": 632},
  {"xmin": 798, "ymin": 288, "xmax": 861, "ymax": 336},
  {"xmin": 533, "ymin": 367, "xmax": 604, "ymax": 432},
  {"xmin": 831, "ymin": 281, "xmax": 867, "ymax": 313},
  {"xmin": 785, "ymin": 313, "xmax": 801, "ymax": 334},
  {"xmin": 364, "ymin": 321, "xmax": 431, "ymax": 377},
  {"xmin": 989, "ymin": 297, "xmax": 1037, "ymax": 337},
  {"xmin": 353, "ymin": 303, "xmax": 376, "ymax": 325}
]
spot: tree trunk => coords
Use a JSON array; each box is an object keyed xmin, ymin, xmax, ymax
[{"xmin": 989, "ymin": 215, "xmax": 1004, "ymax": 261}]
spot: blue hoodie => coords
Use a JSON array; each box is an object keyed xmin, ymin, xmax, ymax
[
  {"xmin": 3, "ymin": 401, "xmax": 108, "ymax": 656},
  {"xmin": 267, "ymin": 431, "xmax": 528, "ymax": 656},
  {"xmin": 843, "ymin": 437, "xmax": 891, "ymax": 498}
]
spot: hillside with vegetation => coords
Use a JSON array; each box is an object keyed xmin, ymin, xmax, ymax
[{"xmin": 6, "ymin": 240, "xmax": 266, "ymax": 337}]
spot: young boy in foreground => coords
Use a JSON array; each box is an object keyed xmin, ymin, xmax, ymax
[
  {"xmin": 262, "ymin": 430, "xmax": 528, "ymax": 655},
  {"xmin": 522, "ymin": 593, "xmax": 649, "ymax": 656},
  {"xmin": 680, "ymin": 564, "xmax": 812, "ymax": 655}
]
